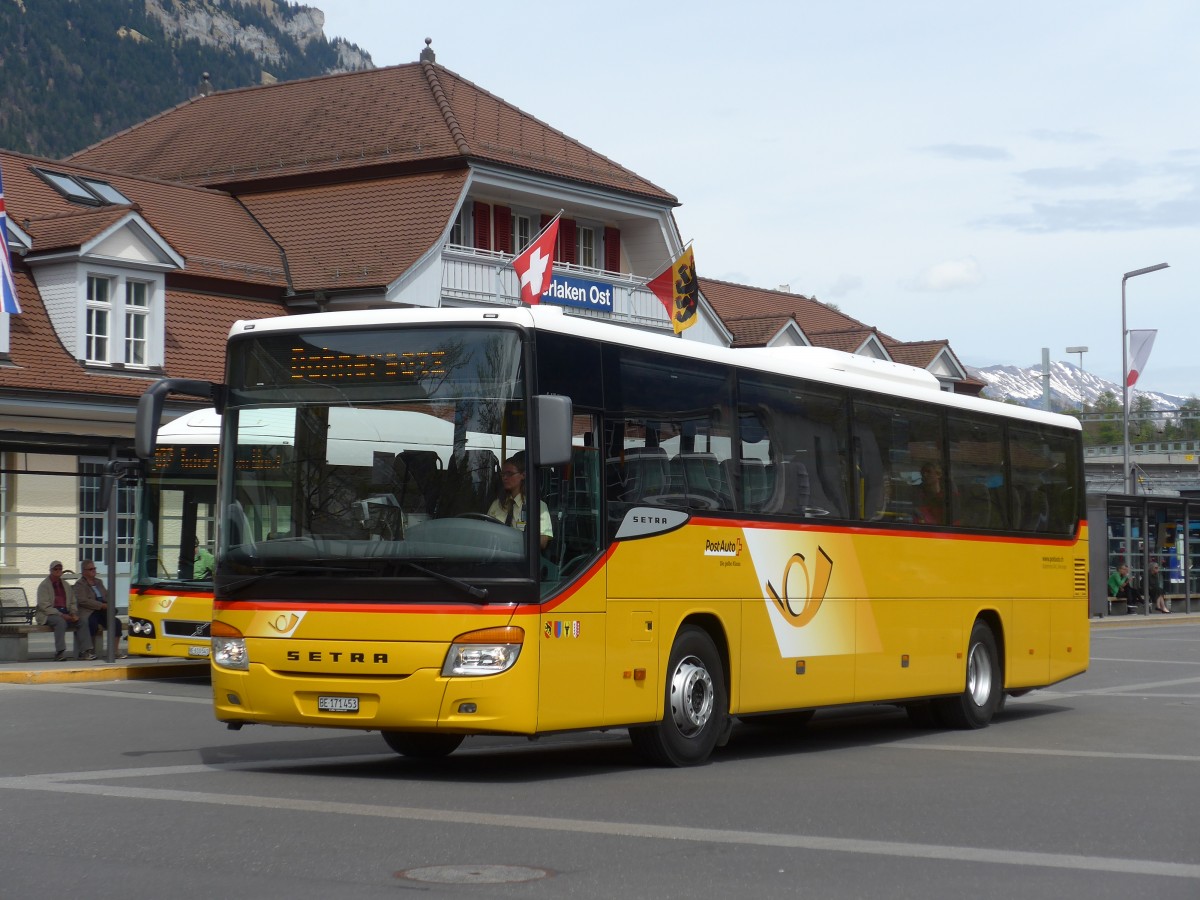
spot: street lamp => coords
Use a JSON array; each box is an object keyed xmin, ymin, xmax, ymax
[
  {"xmin": 1122, "ymin": 263, "xmax": 1169, "ymax": 494},
  {"xmin": 1066, "ymin": 345, "xmax": 1088, "ymax": 412}
]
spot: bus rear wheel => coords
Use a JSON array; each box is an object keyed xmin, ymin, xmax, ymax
[
  {"xmin": 629, "ymin": 626, "xmax": 728, "ymax": 767},
  {"xmin": 381, "ymin": 731, "xmax": 465, "ymax": 759},
  {"xmin": 934, "ymin": 619, "xmax": 1002, "ymax": 729}
]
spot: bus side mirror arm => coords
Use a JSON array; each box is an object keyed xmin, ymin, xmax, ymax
[{"xmin": 135, "ymin": 378, "xmax": 224, "ymax": 460}]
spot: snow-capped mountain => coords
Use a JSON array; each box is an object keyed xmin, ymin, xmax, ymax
[{"xmin": 969, "ymin": 361, "xmax": 1188, "ymax": 411}]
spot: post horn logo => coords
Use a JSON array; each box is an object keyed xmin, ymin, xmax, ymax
[
  {"xmin": 267, "ymin": 612, "xmax": 302, "ymax": 634},
  {"xmin": 765, "ymin": 547, "xmax": 833, "ymax": 628}
]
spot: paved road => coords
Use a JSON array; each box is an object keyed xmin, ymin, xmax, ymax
[{"xmin": 1, "ymin": 618, "xmax": 1197, "ymax": 899}]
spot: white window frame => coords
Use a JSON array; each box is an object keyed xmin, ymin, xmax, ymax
[
  {"xmin": 81, "ymin": 268, "xmax": 161, "ymax": 369},
  {"xmin": 85, "ymin": 274, "xmax": 113, "ymax": 363},
  {"xmin": 577, "ymin": 226, "xmax": 596, "ymax": 269},
  {"xmin": 513, "ymin": 214, "xmax": 532, "ymax": 252},
  {"xmin": 124, "ymin": 280, "xmax": 150, "ymax": 366}
]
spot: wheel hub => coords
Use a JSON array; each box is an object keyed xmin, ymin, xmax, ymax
[{"xmin": 669, "ymin": 655, "xmax": 714, "ymax": 736}]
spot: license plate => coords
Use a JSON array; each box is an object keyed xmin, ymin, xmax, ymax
[
  {"xmin": 188, "ymin": 646, "xmax": 211, "ymax": 657},
  {"xmin": 318, "ymin": 696, "xmax": 359, "ymax": 713}
]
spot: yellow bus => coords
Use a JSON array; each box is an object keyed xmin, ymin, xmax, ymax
[
  {"xmin": 127, "ymin": 408, "xmax": 220, "ymax": 659},
  {"xmin": 134, "ymin": 306, "xmax": 1088, "ymax": 765},
  {"xmin": 128, "ymin": 408, "xmax": 292, "ymax": 659}
]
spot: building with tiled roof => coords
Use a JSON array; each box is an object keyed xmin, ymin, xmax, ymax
[{"xmin": 1, "ymin": 40, "xmax": 977, "ymax": 602}]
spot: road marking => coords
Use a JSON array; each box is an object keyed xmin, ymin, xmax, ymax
[
  {"xmin": 0, "ymin": 757, "xmax": 1196, "ymax": 881},
  {"xmin": 893, "ymin": 742, "xmax": 1200, "ymax": 764}
]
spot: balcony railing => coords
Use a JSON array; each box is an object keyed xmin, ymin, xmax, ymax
[{"xmin": 440, "ymin": 244, "xmax": 669, "ymax": 330}]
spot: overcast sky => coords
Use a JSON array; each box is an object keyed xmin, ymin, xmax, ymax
[{"xmin": 315, "ymin": 0, "xmax": 1198, "ymax": 398}]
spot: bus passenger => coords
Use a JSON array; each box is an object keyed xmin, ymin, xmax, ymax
[
  {"xmin": 488, "ymin": 452, "xmax": 553, "ymax": 550},
  {"xmin": 915, "ymin": 463, "xmax": 946, "ymax": 524},
  {"xmin": 34, "ymin": 560, "xmax": 81, "ymax": 661}
]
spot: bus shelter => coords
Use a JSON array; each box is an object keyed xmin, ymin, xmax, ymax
[{"xmin": 1088, "ymin": 492, "xmax": 1200, "ymax": 618}]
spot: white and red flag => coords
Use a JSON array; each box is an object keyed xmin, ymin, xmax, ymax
[
  {"xmin": 1127, "ymin": 329, "xmax": 1157, "ymax": 387},
  {"xmin": 0, "ymin": 162, "xmax": 21, "ymax": 316},
  {"xmin": 512, "ymin": 214, "xmax": 561, "ymax": 305}
]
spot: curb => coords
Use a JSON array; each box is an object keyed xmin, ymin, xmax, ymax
[{"xmin": 0, "ymin": 660, "xmax": 208, "ymax": 685}]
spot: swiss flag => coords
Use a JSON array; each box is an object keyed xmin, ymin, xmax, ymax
[{"xmin": 512, "ymin": 215, "xmax": 560, "ymax": 305}]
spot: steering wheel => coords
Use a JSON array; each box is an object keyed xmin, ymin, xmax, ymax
[{"xmin": 456, "ymin": 513, "xmax": 499, "ymax": 522}]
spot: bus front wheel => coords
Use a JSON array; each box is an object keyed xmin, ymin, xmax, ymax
[
  {"xmin": 629, "ymin": 626, "xmax": 728, "ymax": 767},
  {"xmin": 934, "ymin": 619, "xmax": 1002, "ymax": 729},
  {"xmin": 381, "ymin": 731, "xmax": 465, "ymax": 759}
]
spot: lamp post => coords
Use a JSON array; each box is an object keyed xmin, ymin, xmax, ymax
[
  {"xmin": 1066, "ymin": 345, "xmax": 1088, "ymax": 413},
  {"xmin": 1122, "ymin": 263, "xmax": 1169, "ymax": 495}
]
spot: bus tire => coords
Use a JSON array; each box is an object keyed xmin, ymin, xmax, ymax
[
  {"xmin": 381, "ymin": 731, "xmax": 464, "ymax": 759},
  {"xmin": 629, "ymin": 626, "xmax": 728, "ymax": 767},
  {"xmin": 934, "ymin": 619, "xmax": 1002, "ymax": 729}
]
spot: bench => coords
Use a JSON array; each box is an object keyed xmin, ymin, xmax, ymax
[{"xmin": 0, "ymin": 587, "xmax": 52, "ymax": 661}]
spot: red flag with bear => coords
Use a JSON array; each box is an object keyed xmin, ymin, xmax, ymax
[{"xmin": 647, "ymin": 246, "xmax": 698, "ymax": 334}]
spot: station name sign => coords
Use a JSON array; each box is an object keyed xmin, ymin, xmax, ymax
[{"xmin": 542, "ymin": 274, "xmax": 614, "ymax": 313}]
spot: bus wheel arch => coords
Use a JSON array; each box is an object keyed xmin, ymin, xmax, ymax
[
  {"xmin": 934, "ymin": 616, "xmax": 1003, "ymax": 729},
  {"xmin": 629, "ymin": 621, "xmax": 729, "ymax": 767}
]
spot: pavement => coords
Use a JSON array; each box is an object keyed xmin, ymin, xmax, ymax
[
  {"xmin": 3, "ymin": 606, "xmax": 1194, "ymax": 686},
  {"xmin": 0, "ymin": 630, "xmax": 208, "ymax": 684}
]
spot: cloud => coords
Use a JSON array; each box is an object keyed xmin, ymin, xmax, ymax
[
  {"xmin": 1028, "ymin": 128, "xmax": 1102, "ymax": 144},
  {"xmin": 1016, "ymin": 158, "xmax": 1144, "ymax": 189},
  {"xmin": 921, "ymin": 143, "xmax": 1011, "ymax": 161},
  {"xmin": 903, "ymin": 257, "xmax": 984, "ymax": 292},
  {"xmin": 826, "ymin": 273, "xmax": 864, "ymax": 298},
  {"xmin": 977, "ymin": 191, "xmax": 1200, "ymax": 232}
]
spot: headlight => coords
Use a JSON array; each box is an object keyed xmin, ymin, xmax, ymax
[
  {"xmin": 442, "ymin": 626, "xmax": 523, "ymax": 677},
  {"xmin": 130, "ymin": 619, "xmax": 153, "ymax": 636},
  {"xmin": 211, "ymin": 621, "xmax": 249, "ymax": 671}
]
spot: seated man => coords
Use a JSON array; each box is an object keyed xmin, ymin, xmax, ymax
[
  {"xmin": 34, "ymin": 560, "xmax": 81, "ymax": 661},
  {"xmin": 1108, "ymin": 564, "xmax": 1142, "ymax": 614},
  {"xmin": 73, "ymin": 559, "xmax": 125, "ymax": 659}
]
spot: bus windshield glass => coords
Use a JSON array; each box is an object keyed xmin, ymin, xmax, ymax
[{"xmin": 220, "ymin": 326, "xmax": 531, "ymax": 599}]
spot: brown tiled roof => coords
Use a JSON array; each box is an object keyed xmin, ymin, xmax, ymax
[
  {"xmin": 70, "ymin": 63, "xmax": 676, "ymax": 204},
  {"xmin": 700, "ymin": 278, "xmax": 875, "ymax": 339},
  {"xmin": 2, "ymin": 150, "xmax": 287, "ymax": 288},
  {"xmin": 164, "ymin": 290, "xmax": 286, "ymax": 382},
  {"xmin": 721, "ymin": 314, "xmax": 800, "ymax": 348},
  {"xmin": 238, "ymin": 169, "xmax": 468, "ymax": 292}
]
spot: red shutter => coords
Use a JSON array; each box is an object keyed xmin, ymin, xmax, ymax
[
  {"xmin": 559, "ymin": 218, "xmax": 577, "ymax": 265},
  {"xmin": 603, "ymin": 227, "xmax": 621, "ymax": 273},
  {"xmin": 494, "ymin": 206, "xmax": 513, "ymax": 255},
  {"xmin": 473, "ymin": 201, "xmax": 491, "ymax": 250}
]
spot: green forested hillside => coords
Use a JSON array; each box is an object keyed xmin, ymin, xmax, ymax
[{"xmin": 0, "ymin": 0, "xmax": 366, "ymax": 159}]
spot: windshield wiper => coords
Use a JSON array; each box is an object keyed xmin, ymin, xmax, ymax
[{"xmin": 386, "ymin": 560, "xmax": 489, "ymax": 602}]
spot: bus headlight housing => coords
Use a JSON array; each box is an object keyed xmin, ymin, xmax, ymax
[
  {"xmin": 129, "ymin": 618, "xmax": 155, "ymax": 638},
  {"xmin": 442, "ymin": 626, "xmax": 523, "ymax": 677},
  {"xmin": 211, "ymin": 621, "xmax": 249, "ymax": 671}
]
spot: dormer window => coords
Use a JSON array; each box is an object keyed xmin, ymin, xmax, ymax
[
  {"xmin": 33, "ymin": 168, "xmax": 130, "ymax": 207},
  {"xmin": 83, "ymin": 271, "xmax": 158, "ymax": 368}
]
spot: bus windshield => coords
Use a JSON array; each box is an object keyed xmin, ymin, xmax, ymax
[{"xmin": 220, "ymin": 325, "xmax": 533, "ymax": 600}]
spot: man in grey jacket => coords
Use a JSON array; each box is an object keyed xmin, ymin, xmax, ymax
[{"xmin": 34, "ymin": 560, "xmax": 80, "ymax": 661}]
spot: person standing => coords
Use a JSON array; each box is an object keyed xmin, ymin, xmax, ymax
[
  {"xmin": 73, "ymin": 559, "xmax": 125, "ymax": 659},
  {"xmin": 34, "ymin": 560, "xmax": 80, "ymax": 661}
]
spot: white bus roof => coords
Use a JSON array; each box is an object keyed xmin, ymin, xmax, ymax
[{"xmin": 229, "ymin": 305, "xmax": 1080, "ymax": 432}]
